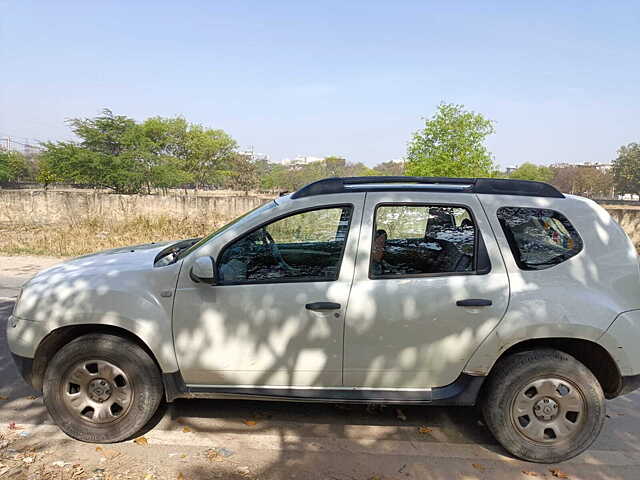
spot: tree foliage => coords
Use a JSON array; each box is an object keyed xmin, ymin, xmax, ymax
[
  {"xmin": 405, "ymin": 103, "xmax": 497, "ymax": 178},
  {"xmin": 612, "ymin": 143, "xmax": 640, "ymax": 197},
  {"xmin": 38, "ymin": 109, "xmax": 237, "ymax": 194},
  {"xmin": 550, "ymin": 165, "xmax": 613, "ymax": 197},
  {"xmin": 509, "ymin": 162, "xmax": 554, "ymax": 182},
  {"xmin": 0, "ymin": 151, "xmax": 32, "ymax": 182}
]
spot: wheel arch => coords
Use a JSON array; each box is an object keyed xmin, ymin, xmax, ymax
[
  {"xmin": 480, "ymin": 338, "xmax": 622, "ymax": 399},
  {"xmin": 30, "ymin": 324, "xmax": 164, "ymax": 392}
]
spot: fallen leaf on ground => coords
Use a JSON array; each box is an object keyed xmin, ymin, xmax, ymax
[
  {"xmin": 243, "ymin": 420, "xmax": 257, "ymax": 427},
  {"xmin": 550, "ymin": 469, "xmax": 569, "ymax": 478},
  {"xmin": 95, "ymin": 447, "xmax": 103, "ymax": 452},
  {"xmin": 177, "ymin": 474, "xmax": 185, "ymax": 480},
  {"xmin": 418, "ymin": 426, "xmax": 432, "ymax": 434},
  {"xmin": 0, "ymin": 396, "xmax": 7, "ymax": 401},
  {"xmin": 133, "ymin": 436, "xmax": 148, "ymax": 445},
  {"xmin": 472, "ymin": 463, "xmax": 485, "ymax": 471},
  {"xmin": 522, "ymin": 471, "xmax": 538, "ymax": 477},
  {"xmin": 180, "ymin": 454, "xmax": 187, "ymax": 459},
  {"xmin": 395, "ymin": 408, "xmax": 407, "ymax": 421},
  {"xmin": 205, "ymin": 449, "xmax": 224, "ymax": 462},
  {"xmin": 182, "ymin": 426, "xmax": 192, "ymax": 433},
  {"xmin": 26, "ymin": 396, "xmax": 37, "ymax": 400}
]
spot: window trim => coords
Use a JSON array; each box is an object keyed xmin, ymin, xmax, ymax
[
  {"xmin": 368, "ymin": 202, "xmax": 488, "ymax": 280},
  {"xmin": 216, "ymin": 203, "xmax": 355, "ymax": 286},
  {"xmin": 496, "ymin": 206, "xmax": 584, "ymax": 271}
]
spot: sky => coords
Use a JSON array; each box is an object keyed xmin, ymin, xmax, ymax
[{"xmin": 1, "ymin": 0, "xmax": 639, "ymax": 167}]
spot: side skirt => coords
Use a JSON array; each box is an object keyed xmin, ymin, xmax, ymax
[{"xmin": 162, "ymin": 372, "xmax": 485, "ymax": 406}]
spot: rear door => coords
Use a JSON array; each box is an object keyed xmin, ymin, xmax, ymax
[{"xmin": 343, "ymin": 191, "xmax": 509, "ymax": 388}]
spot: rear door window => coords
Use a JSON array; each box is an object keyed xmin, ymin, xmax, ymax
[
  {"xmin": 370, "ymin": 205, "xmax": 476, "ymax": 277},
  {"xmin": 497, "ymin": 207, "xmax": 583, "ymax": 270}
]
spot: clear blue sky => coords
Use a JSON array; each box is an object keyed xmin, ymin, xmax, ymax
[{"xmin": 1, "ymin": 0, "xmax": 639, "ymax": 167}]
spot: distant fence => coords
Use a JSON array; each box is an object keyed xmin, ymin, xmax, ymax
[{"xmin": 0, "ymin": 190, "xmax": 274, "ymax": 225}]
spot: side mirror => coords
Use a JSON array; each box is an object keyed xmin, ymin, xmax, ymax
[{"xmin": 190, "ymin": 256, "xmax": 216, "ymax": 284}]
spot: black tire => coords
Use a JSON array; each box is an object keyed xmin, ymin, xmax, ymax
[
  {"xmin": 482, "ymin": 349, "xmax": 605, "ymax": 463},
  {"xmin": 42, "ymin": 333, "xmax": 163, "ymax": 443}
]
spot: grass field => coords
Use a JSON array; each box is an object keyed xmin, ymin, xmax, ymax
[{"xmin": 0, "ymin": 215, "xmax": 230, "ymax": 257}]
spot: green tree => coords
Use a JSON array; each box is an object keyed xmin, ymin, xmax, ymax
[
  {"xmin": 323, "ymin": 156, "xmax": 347, "ymax": 177},
  {"xmin": 184, "ymin": 126, "xmax": 237, "ymax": 189},
  {"xmin": 612, "ymin": 143, "xmax": 640, "ymax": 197},
  {"xmin": 372, "ymin": 160, "xmax": 405, "ymax": 176},
  {"xmin": 39, "ymin": 109, "xmax": 238, "ymax": 193},
  {"xmin": 405, "ymin": 103, "xmax": 497, "ymax": 178},
  {"xmin": 509, "ymin": 163, "xmax": 554, "ymax": 182},
  {"xmin": 224, "ymin": 153, "xmax": 259, "ymax": 193},
  {"xmin": 0, "ymin": 151, "xmax": 31, "ymax": 182}
]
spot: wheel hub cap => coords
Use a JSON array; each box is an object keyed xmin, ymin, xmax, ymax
[
  {"xmin": 87, "ymin": 378, "xmax": 113, "ymax": 403},
  {"xmin": 61, "ymin": 359, "xmax": 133, "ymax": 424},
  {"xmin": 511, "ymin": 377, "xmax": 586, "ymax": 444}
]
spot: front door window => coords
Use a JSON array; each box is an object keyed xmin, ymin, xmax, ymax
[{"xmin": 218, "ymin": 206, "xmax": 353, "ymax": 284}]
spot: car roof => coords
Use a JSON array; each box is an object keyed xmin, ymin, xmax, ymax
[{"xmin": 290, "ymin": 176, "xmax": 565, "ymax": 200}]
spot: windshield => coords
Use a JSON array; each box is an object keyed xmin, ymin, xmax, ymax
[{"xmin": 175, "ymin": 200, "xmax": 278, "ymax": 261}]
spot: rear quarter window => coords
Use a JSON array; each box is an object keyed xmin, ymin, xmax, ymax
[{"xmin": 497, "ymin": 207, "xmax": 583, "ymax": 270}]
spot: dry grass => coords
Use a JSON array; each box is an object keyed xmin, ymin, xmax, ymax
[{"xmin": 0, "ymin": 214, "xmax": 230, "ymax": 257}]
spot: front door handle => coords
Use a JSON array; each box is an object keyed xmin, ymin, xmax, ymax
[
  {"xmin": 456, "ymin": 299, "xmax": 492, "ymax": 307},
  {"xmin": 305, "ymin": 302, "xmax": 341, "ymax": 311}
]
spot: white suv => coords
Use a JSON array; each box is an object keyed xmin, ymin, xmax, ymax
[{"xmin": 7, "ymin": 177, "xmax": 640, "ymax": 463}]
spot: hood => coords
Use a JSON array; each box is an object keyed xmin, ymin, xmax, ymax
[
  {"xmin": 28, "ymin": 241, "xmax": 173, "ymax": 283},
  {"xmin": 14, "ymin": 241, "xmax": 182, "ymax": 323}
]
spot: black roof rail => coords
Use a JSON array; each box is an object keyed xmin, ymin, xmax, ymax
[{"xmin": 290, "ymin": 176, "xmax": 564, "ymax": 199}]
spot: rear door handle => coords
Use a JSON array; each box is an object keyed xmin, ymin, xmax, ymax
[
  {"xmin": 456, "ymin": 299, "xmax": 492, "ymax": 307},
  {"xmin": 305, "ymin": 302, "xmax": 341, "ymax": 311}
]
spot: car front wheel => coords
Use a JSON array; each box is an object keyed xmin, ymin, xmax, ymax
[
  {"xmin": 482, "ymin": 348, "xmax": 605, "ymax": 463},
  {"xmin": 43, "ymin": 333, "xmax": 163, "ymax": 443}
]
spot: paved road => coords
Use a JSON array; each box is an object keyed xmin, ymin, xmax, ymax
[{"xmin": 1, "ymin": 256, "xmax": 640, "ymax": 480}]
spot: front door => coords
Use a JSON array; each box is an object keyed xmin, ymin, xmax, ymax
[
  {"xmin": 343, "ymin": 191, "xmax": 509, "ymax": 388},
  {"xmin": 173, "ymin": 196, "xmax": 364, "ymax": 387}
]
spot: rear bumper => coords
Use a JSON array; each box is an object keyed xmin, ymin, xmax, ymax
[{"xmin": 619, "ymin": 374, "xmax": 640, "ymax": 397}]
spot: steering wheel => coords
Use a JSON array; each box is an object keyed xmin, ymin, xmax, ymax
[{"xmin": 259, "ymin": 229, "xmax": 296, "ymax": 272}]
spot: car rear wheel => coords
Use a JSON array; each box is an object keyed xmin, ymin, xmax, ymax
[
  {"xmin": 482, "ymin": 348, "xmax": 605, "ymax": 463},
  {"xmin": 43, "ymin": 333, "xmax": 163, "ymax": 443}
]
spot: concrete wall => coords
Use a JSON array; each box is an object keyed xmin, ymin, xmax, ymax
[
  {"xmin": 600, "ymin": 205, "xmax": 640, "ymax": 248},
  {"xmin": 0, "ymin": 190, "xmax": 274, "ymax": 225},
  {"xmin": 1, "ymin": 190, "xmax": 640, "ymax": 248}
]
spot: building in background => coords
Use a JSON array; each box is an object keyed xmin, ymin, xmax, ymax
[
  {"xmin": 238, "ymin": 148, "xmax": 270, "ymax": 162},
  {"xmin": 281, "ymin": 155, "xmax": 325, "ymax": 167},
  {"xmin": 551, "ymin": 161, "xmax": 612, "ymax": 171}
]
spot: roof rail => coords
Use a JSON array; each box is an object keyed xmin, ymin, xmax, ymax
[{"xmin": 290, "ymin": 176, "xmax": 564, "ymax": 199}]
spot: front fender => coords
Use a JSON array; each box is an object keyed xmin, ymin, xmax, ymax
[{"xmin": 8, "ymin": 262, "xmax": 181, "ymax": 373}]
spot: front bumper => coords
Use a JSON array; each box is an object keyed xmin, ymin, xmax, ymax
[{"xmin": 10, "ymin": 352, "xmax": 34, "ymax": 388}]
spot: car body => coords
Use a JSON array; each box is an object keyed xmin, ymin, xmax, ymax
[{"xmin": 7, "ymin": 176, "xmax": 640, "ymax": 462}]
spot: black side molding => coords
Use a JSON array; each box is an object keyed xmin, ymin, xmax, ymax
[{"xmin": 177, "ymin": 373, "xmax": 485, "ymax": 406}]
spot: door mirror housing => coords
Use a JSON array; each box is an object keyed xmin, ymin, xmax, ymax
[{"xmin": 190, "ymin": 256, "xmax": 216, "ymax": 284}]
